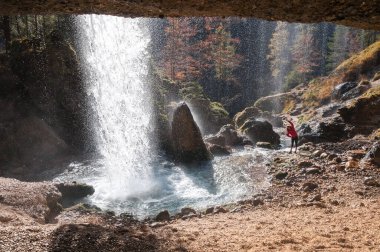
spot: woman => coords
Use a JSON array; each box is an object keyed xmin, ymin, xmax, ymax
[{"xmin": 285, "ymin": 117, "xmax": 298, "ymax": 154}]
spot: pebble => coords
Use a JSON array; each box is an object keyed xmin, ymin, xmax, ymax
[
  {"xmin": 274, "ymin": 171, "xmax": 288, "ymax": 180},
  {"xmin": 364, "ymin": 177, "xmax": 380, "ymax": 187}
]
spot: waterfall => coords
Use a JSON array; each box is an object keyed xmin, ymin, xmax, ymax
[{"xmin": 77, "ymin": 15, "xmax": 155, "ymax": 203}]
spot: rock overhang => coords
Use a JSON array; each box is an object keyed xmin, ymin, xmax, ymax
[{"xmin": 0, "ymin": 0, "xmax": 380, "ymax": 30}]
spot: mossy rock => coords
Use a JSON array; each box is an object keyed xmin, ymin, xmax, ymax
[{"xmin": 253, "ymin": 92, "xmax": 296, "ymax": 114}]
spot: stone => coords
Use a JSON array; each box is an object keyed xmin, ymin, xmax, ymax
[
  {"xmin": 206, "ymin": 143, "xmax": 231, "ymax": 156},
  {"xmin": 308, "ymin": 193, "xmax": 322, "ymax": 202},
  {"xmin": 313, "ymin": 150, "xmax": 323, "ymax": 157},
  {"xmin": 55, "ymin": 182, "xmax": 95, "ymax": 201},
  {"xmin": 334, "ymin": 157, "xmax": 342, "ymax": 163},
  {"xmin": 0, "ymin": 116, "xmax": 69, "ymax": 176},
  {"xmin": 217, "ymin": 124, "xmax": 244, "ymax": 146},
  {"xmin": 341, "ymin": 84, "xmax": 370, "ymax": 101},
  {"xmin": 214, "ymin": 206, "xmax": 228, "ymax": 214},
  {"xmin": 256, "ymin": 142, "xmax": 273, "ymax": 149},
  {"xmin": 305, "ymin": 167, "xmax": 322, "ymax": 175},
  {"xmin": 155, "ymin": 210, "xmax": 170, "ymax": 222},
  {"xmin": 171, "ymin": 102, "xmax": 211, "ymax": 163},
  {"xmin": 364, "ymin": 177, "xmax": 380, "ymax": 187},
  {"xmin": 298, "ymin": 161, "xmax": 313, "ymax": 168},
  {"xmin": 205, "ymin": 207, "xmax": 214, "ymax": 214},
  {"xmin": 239, "ymin": 119, "xmax": 280, "ymax": 146},
  {"xmin": 332, "ymin": 82, "xmax": 357, "ymax": 100},
  {"xmin": 345, "ymin": 160, "xmax": 359, "ymax": 170},
  {"xmin": 328, "ymin": 154, "xmax": 338, "ymax": 160},
  {"xmin": 252, "ymin": 199, "xmax": 264, "ymax": 206},
  {"xmin": 180, "ymin": 207, "xmax": 196, "ymax": 216},
  {"xmin": 150, "ymin": 222, "xmax": 166, "ymax": 228},
  {"xmin": 274, "ymin": 171, "xmax": 288, "ymax": 180},
  {"xmin": 363, "ymin": 141, "xmax": 380, "ymax": 166},
  {"xmin": 320, "ymin": 153, "xmax": 328, "ymax": 158},
  {"xmin": 347, "ymin": 149, "xmax": 367, "ymax": 159},
  {"xmin": 302, "ymin": 182, "xmax": 318, "ymax": 192},
  {"xmin": 181, "ymin": 213, "xmax": 198, "ymax": 220}
]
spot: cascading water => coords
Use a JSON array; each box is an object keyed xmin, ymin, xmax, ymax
[
  {"xmin": 54, "ymin": 16, "xmax": 271, "ymax": 218},
  {"xmin": 76, "ymin": 15, "xmax": 156, "ymax": 206}
]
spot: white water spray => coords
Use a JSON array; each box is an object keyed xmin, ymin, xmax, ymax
[{"xmin": 77, "ymin": 15, "xmax": 155, "ymax": 203}]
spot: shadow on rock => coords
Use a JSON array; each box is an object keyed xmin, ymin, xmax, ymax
[{"xmin": 49, "ymin": 224, "xmax": 163, "ymax": 252}]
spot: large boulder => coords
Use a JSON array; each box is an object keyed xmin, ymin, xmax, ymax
[
  {"xmin": 339, "ymin": 85, "xmax": 380, "ymax": 135},
  {"xmin": 239, "ymin": 119, "xmax": 280, "ymax": 146},
  {"xmin": 233, "ymin": 106, "xmax": 262, "ymax": 129},
  {"xmin": 0, "ymin": 116, "xmax": 70, "ymax": 177},
  {"xmin": 171, "ymin": 102, "xmax": 211, "ymax": 163},
  {"xmin": 298, "ymin": 117, "xmax": 347, "ymax": 145},
  {"xmin": 332, "ymin": 82, "xmax": 357, "ymax": 100},
  {"xmin": 253, "ymin": 92, "xmax": 296, "ymax": 114},
  {"xmin": 205, "ymin": 124, "xmax": 243, "ymax": 147}
]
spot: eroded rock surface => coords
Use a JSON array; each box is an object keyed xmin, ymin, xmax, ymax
[{"xmin": 0, "ymin": 1, "xmax": 380, "ymax": 30}]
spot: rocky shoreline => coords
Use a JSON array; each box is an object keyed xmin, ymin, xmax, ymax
[{"xmin": 1, "ymin": 138, "xmax": 379, "ymax": 251}]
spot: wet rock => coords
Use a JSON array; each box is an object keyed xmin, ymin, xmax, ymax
[
  {"xmin": 180, "ymin": 207, "xmax": 196, "ymax": 216},
  {"xmin": 239, "ymin": 119, "xmax": 280, "ymax": 146},
  {"xmin": 252, "ymin": 199, "xmax": 264, "ymax": 206},
  {"xmin": 55, "ymin": 182, "xmax": 95, "ymax": 201},
  {"xmin": 214, "ymin": 206, "xmax": 228, "ymax": 214},
  {"xmin": 274, "ymin": 171, "xmax": 288, "ymax": 180},
  {"xmin": 217, "ymin": 124, "xmax": 244, "ymax": 146},
  {"xmin": 155, "ymin": 210, "xmax": 170, "ymax": 222},
  {"xmin": 233, "ymin": 106, "xmax": 262, "ymax": 128},
  {"xmin": 332, "ymin": 82, "xmax": 357, "ymax": 100},
  {"xmin": 256, "ymin": 142, "xmax": 274, "ymax": 149},
  {"xmin": 205, "ymin": 207, "xmax": 214, "ymax": 214},
  {"xmin": 298, "ymin": 161, "xmax": 313, "ymax": 168},
  {"xmin": 206, "ymin": 143, "xmax": 231, "ymax": 156},
  {"xmin": 364, "ymin": 177, "xmax": 380, "ymax": 187},
  {"xmin": 363, "ymin": 141, "xmax": 380, "ymax": 166},
  {"xmin": 204, "ymin": 135, "xmax": 225, "ymax": 146},
  {"xmin": 171, "ymin": 102, "xmax": 211, "ymax": 163},
  {"xmin": 302, "ymin": 182, "xmax": 318, "ymax": 192},
  {"xmin": 204, "ymin": 124, "xmax": 244, "ymax": 147}
]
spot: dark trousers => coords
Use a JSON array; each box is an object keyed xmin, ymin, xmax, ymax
[{"xmin": 291, "ymin": 137, "xmax": 298, "ymax": 149}]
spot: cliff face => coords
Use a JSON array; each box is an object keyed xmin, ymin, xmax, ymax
[
  {"xmin": 0, "ymin": 1, "xmax": 379, "ymax": 30},
  {"xmin": 0, "ymin": 34, "xmax": 94, "ymax": 178}
]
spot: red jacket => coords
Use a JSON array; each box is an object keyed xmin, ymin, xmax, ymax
[{"xmin": 286, "ymin": 121, "xmax": 298, "ymax": 138}]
